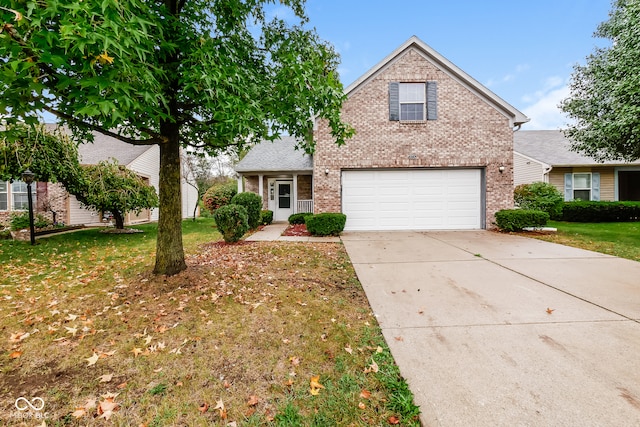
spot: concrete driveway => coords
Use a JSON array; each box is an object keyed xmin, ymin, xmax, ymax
[{"xmin": 341, "ymin": 230, "xmax": 640, "ymax": 427}]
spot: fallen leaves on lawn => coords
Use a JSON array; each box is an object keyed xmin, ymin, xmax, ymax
[
  {"xmin": 364, "ymin": 359, "xmax": 379, "ymax": 374},
  {"xmin": 85, "ymin": 352, "xmax": 100, "ymax": 366},
  {"xmin": 9, "ymin": 331, "xmax": 29, "ymax": 342},
  {"xmin": 309, "ymin": 375, "xmax": 324, "ymax": 396},
  {"xmin": 198, "ymin": 402, "xmax": 209, "ymax": 413},
  {"xmin": 98, "ymin": 392, "xmax": 120, "ymax": 420},
  {"xmin": 388, "ymin": 415, "xmax": 401, "ymax": 424},
  {"xmin": 98, "ymin": 373, "xmax": 113, "ymax": 383},
  {"xmin": 213, "ymin": 399, "xmax": 227, "ymax": 419},
  {"xmin": 360, "ymin": 389, "xmax": 371, "ymax": 399}
]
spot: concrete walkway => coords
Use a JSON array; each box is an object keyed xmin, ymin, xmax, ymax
[
  {"xmin": 244, "ymin": 222, "xmax": 340, "ymax": 243},
  {"xmin": 341, "ymin": 230, "xmax": 640, "ymax": 427}
]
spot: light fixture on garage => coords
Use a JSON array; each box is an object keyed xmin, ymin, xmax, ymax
[
  {"xmin": 325, "ymin": 168, "xmax": 329, "ymax": 175},
  {"xmin": 498, "ymin": 165, "xmax": 505, "ymax": 173}
]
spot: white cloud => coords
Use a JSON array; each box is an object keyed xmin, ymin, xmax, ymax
[
  {"xmin": 522, "ymin": 84, "xmax": 571, "ymax": 130},
  {"xmin": 485, "ymin": 63, "xmax": 529, "ymax": 88}
]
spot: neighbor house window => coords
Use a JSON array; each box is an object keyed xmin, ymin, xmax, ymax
[
  {"xmin": 399, "ymin": 83, "xmax": 426, "ymax": 121},
  {"xmin": 564, "ymin": 172, "xmax": 600, "ymax": 201},
  {"xmin": 573, "ymin": 173, "xmax": 591, "ymax": 201},
  {"xmin": 9, "ymin": 181, "xmax": 36, "ymax": 211},
  {"xmin": 0, "ymin": 181, "xmax": 7, "ymax": 211}
]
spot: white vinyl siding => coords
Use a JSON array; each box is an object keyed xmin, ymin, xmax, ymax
[
  {"xmin": 513, "ymin": 153, "xmax": 547, "ymax": 185},
  {"xmin": 128, "ymin": 145, "xmax": 160, "ymax": 221},
  {"xmin": 342, "ymin": 169, "xmax": 482, "ymax": 231}
]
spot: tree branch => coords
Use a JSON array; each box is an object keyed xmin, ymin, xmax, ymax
[{"xmin": 43, "ymin": 106, "xmax": 166, "ymax": 145}]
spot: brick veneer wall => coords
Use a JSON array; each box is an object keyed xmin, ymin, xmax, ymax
[
  {"xmin": 313, "ymin": 48, "xmax": 514, "ymax": 228},
  {"xmin": 0, "ymin": 182, "xmax": 69, "ymax": 227}
]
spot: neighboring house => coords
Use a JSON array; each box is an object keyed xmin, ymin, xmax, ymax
[
  {"xmin": 514, "ymin": 130, "xmax": 640, "ymax": 201},
  {"xmin": 236, "ymin": 36, "xmax": 529, "ymax": 230},
  {"xmin": 0, "ymin": 127, "xmax": 199, "ymax": 227}
]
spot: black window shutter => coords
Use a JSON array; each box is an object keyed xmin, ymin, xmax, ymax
[
  {"xmin": 389, "ymin": 82, "xmax": 399, "ymax": 121},
  {"xmin": 426, "ymin": 81, "xmax": 438, "ymax": 120}
]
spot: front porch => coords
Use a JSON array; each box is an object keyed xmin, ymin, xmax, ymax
[{"xmin": 237, "ymin": 173, "xmax": 313, "ymax": 222}]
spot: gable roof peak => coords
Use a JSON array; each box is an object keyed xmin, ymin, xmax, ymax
[{"xmin": 344, "ymin": 36, "xmax": 529, "ymax": 127}]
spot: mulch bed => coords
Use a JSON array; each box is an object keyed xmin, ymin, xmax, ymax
[{"xmin": 282, "ymin": 223, "xmax": 311, "ymax": 237}]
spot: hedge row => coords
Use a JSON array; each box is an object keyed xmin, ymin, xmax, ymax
[
  {"xmin": 560, "ymin": 201, "xmax": 640, "ymax": 222},
  {"xmin": 494, "ymin": 209, "xmax": 550, "ymax": 232},
  {"xmin": 305, "ymin": 213, "xmax": 347, "ymax": 236}
]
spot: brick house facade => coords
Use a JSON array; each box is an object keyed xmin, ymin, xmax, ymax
[{"xmin": 236, "ymin": 36, "xmax": 529, "ymax": 229}]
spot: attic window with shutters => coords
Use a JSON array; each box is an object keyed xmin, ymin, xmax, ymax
[{"xmin": 389, "ymin": 81, "xmax": 437, "ymax": 122}]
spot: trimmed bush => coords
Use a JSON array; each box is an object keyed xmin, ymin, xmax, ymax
[
  {"xmin": 305, "ymin": 213, "xmax": 347, "ymax": 236},
  {"xmin": 202, "ymin": 181, "xmax": 237, "ymax": 213},
  {"xmin": 213, "ymin": 204, "xmax": 249, "ymax": 243},
  {"xmin": 260, "ymin": 210, "xmax": 273, "ymax": 225},
  {"xmin": 560, "ymin": 201, "xmax": 640, "ymax": 222},
  {"xmin": 495, "ymin": 209, "xmax": 549, "ymax": 232},
  {"xmin": 230, "ymin": 192, "xmax": 263, "ymax": 229},
  {"xmin": 514, "ymin": 182, "xmax": 564, "ymax": 219},
  {"xmin": 288, "ymin": 212, "xmax": 314, "ymax": 224}
]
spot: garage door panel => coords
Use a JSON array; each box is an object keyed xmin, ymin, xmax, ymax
[{"xmin": 342, "ymin": 169, "xmax": 482, "ymax": 231}]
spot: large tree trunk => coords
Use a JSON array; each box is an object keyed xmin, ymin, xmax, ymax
[
  {"xmin": 153, "ymin": 133, "xmax": 187, "ymax": 275},
  {"xmin": 113, "ymin": 209, "xmax": 125, "ymax": 229}
]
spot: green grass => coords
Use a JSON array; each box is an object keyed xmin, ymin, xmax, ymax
[
  {"xmin": 0, "ymin": 218, "xmax": 420, "ymax": 426},
  {"xmin": 526, "ymin": 220, "xmax": 640, "ymax": 262}
]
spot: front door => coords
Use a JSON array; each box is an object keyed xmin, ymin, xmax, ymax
[{"xmin": 275, "ymin": 181, "xmax": 293, "ymax": 221}]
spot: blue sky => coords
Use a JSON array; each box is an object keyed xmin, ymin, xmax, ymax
[{"xmin": 296, "ymin": 0, "xmax": 613, "ymax": 130}]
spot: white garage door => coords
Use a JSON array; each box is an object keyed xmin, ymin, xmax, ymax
[{"xmin": 342, "ymin": 169, "xmax": 482, "ymax": 231}]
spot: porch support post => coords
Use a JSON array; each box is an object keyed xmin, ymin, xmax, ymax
[
  {"xmin": 237, "ymin": 174, "xmax": 243, "ymax": 193},
  {"xmin": 258, "ymin": 175, "xmax": 264, "ymax": 202},
  {"xmin": 293, "ymin": 173, "xmax": 298, "ymax": 214}
]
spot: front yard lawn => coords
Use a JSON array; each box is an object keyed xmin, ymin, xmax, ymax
[
  {"xmin": 523, "ymin": 220, "xmax": 640, "ymax": 262},
  {"xmin": 0, "ymin": 218, "xmax": 419, "ymax": 426}
]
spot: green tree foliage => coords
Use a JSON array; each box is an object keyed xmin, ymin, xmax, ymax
[
  {"xmin": 81, "ymin": 160, "xmax": 159, "ymax": 229},
  {"xmin": 0, "ymin": 125, "xmax": 86, "ymax": 191},
  {"xmin": 0, "ymin": 1, "xmax": 353, "ymax": 275},
  {"xmin": 0, "ymin": 125, "xmax": 158, "ymax": 229},
  {"xmin": 561, "ymin": 0, "xmax": 640, "ymax": 161},
  {"xmin": 514, "ymin": 182, "xmax": 564, "ymax": 219}
]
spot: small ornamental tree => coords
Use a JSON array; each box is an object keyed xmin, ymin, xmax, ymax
[
  {"xmin": 202, "ymin": 181, "xmax": 238, "ymax": 213},
  {"xmin": 0, "ymin": 124, "xmax": 86, "ymax": 192},
  {"xmin": 80, "ymin": 160, "xmax": 159, "ymax": 229}
]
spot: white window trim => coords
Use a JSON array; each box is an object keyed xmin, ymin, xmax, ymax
[
  {"xmin": 0, "ymin": 180, "xmax": 37, "ymax": 212},
  {"xmin": 399, "ymin": 82, "xmax": 426, "ymax": 122},
  {"xmin": 0, "ymin": 181, "xmax": 7, "ymax": 211},
  {"xmin": 572, "ymin": 172, "xmax": 592, "ymax": 201}
]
